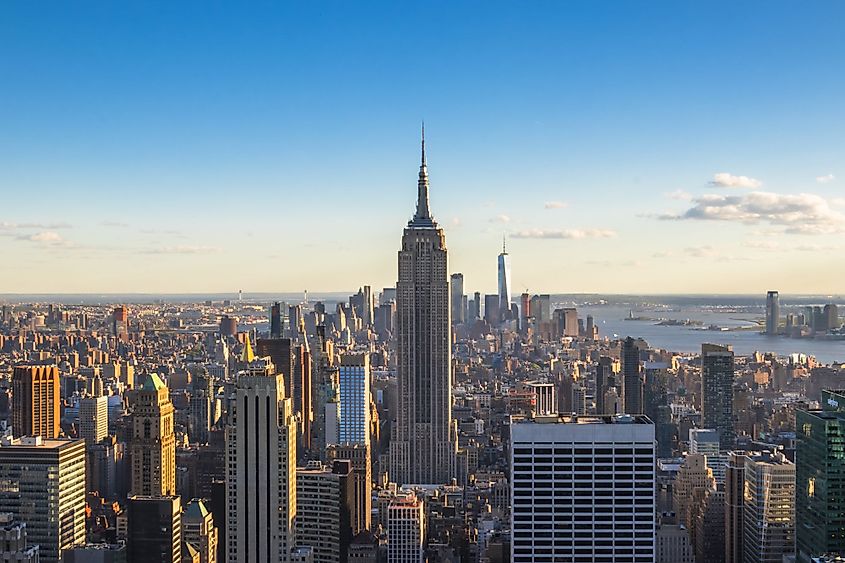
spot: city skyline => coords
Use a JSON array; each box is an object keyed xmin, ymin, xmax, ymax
[{"xmin": 2, "ymin": 2, "xmax": 845, "ymax": 294}]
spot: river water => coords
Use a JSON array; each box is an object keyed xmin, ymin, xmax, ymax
[{"xmin": 576, "ymin": 304, "xmax": 844, "ymax": 364}]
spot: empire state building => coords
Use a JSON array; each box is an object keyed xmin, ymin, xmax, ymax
[{"xmin": 389, "ymin": 128, "xmax": 456, "ymax": 485}]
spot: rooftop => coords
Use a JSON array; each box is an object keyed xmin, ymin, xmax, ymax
[{"xmin": 512, "ymin": 413, "xmax": 653, "ymax": 425}]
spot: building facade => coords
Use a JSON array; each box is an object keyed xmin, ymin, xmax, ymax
[
  {"xmin": 795, "ymin": 390, "xmax": 845, "ymax": 562},
  {"xmin": 742, "ymin": 452, "xmax": 795, "ymax": 563},
  {"xmin": 337, "ymin": 354, "xmax": 370, "ymax": 447},
  {"xmin": 225, "ymin": 358, "xmax": 297, "ymax": 562},
  {"xmin": 126, "ymin": 496, "xmax": 182, "ymax": 563},
  {"xmin": 386, "ymin": 494, "xmax": 424, "ymax": 563},
  {"xmin": 12, "ymin": 365, "xmax": 60, "ymax": 439},
  {"xmin": 701, "ymin": 344, "xmax": 736, "ymax": 449},
  {"xmin": 130, "ymin": 373, "xmax": 176, "ymax": 497},
  {"xmin": 183, "ymin": 499, "xmax": 218, "ymax": 563},
  {"xmin": 0, "ymin": 437, "xmax": 86, "ymax": 563},
  {"xmin": 79, "ymin": 395, "xmax": 109, "ymax": 446},
  {"xmin": 510, "ymin": 414, "xmax": 656, "ymax": 562},
  {"xmin": 295, "ymin": 460, "xmax": 354, "ymax": 563},
  {"xmin": 621, "ymin": 338, "xmax": 643, "ymax": 415}
]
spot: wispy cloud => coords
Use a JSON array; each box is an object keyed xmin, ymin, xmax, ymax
[
  {"xmin": 684, "ymin": 245, "xmax": 719, "ymax": 258},
  {"xmin": 1, "ymin": 221, "xmax": 72, "ymax": 231},
  {"xmin": 141, "ymin": 245, "xmax": 219, "ymax": 255},
  {"xmin": 15, "ymin": 231, "xmax": 65, "ymax": 244},
  {"xmin": 489, "ymin": 214, "xmax": 511, "ymax": 224},
  {"xmin": 658, "ymin": 191, "xmax": 844, "ymax": 235},
  {"xmin": 512, "ymin": 228, "xmax": 616, "ymax": 239},
  {"xmin": 543, "ymin": 201, "xmax": 568, "ymax": 209},
  {"xmin": 100, "ymin": 220, "xmax": 129, "ymax": 228},
  {"xmin": 664, "ymin": 189, "xmax": 692, "ymax": 201},
  {"xmin": 709, "ymin": 172, "xmax": 762, "ymax": 189},
  {"xmin": 816, "ymin": 173, "xmax": 835, "ymax": 184},
  {"xmin": 743, "ymin": 240, "xmax": 780, "ymax": 251}
]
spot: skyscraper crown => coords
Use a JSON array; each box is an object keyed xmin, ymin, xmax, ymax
[{"xmin": 410, "ymin": 124, "xmax": 435, "ymax": 227}]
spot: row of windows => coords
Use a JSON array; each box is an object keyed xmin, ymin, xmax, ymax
[
  {"xmin": 513, "ymin": 447, "xmax": 654, "ymax": 454},
  {"xmin": 513, "ymin": 516, "xmax": 653, "ymax": 523},
  {"xmin": 514, "ymin": 539, "xmax": 653, "ymax": 547}
]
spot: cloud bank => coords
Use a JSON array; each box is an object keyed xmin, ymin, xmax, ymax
[{"xmin": 659, "ymin": 191, "xmax": 844, "ymax": 235}]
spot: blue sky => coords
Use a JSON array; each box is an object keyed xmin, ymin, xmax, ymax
[{"xmin": 1, "ymin": 1, "xmax": 844, "ymax": 294}]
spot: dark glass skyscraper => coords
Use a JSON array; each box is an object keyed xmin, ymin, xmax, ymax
[
  {"xmin": 795, "ymin": 389, "xmax": 845, "ymax": 562},
  {"xmin": 621, "ymin": 337, "xmax": 644, "ymax": 415},
  {"xmin": 389, "ymin": 129, "xmax": 455, "ymax": 485},
  {"xmin": 270, "ymin": 301, "xmax": 282, "ymax": 338},
  {"xmin": 701, "ymin": 343, "xmax": 736, "ymax": 449}
]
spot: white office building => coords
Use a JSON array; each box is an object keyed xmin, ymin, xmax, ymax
[
  {"xmin": 510, "ymin": 414, "xmax": 656, "ymax": 563},
  {"xmin": 79, "ymin": 396, "xmax": 109, "ymax": 446},
  {"xmin": 387, "ymin": 493, "xmax": 424, "ymax": 563}
]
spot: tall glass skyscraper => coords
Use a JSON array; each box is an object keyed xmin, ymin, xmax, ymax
[
  {"xmin": 338, "ymin": 353, "xmax": 370, "ymax": 446},
  {"xmin": 497, "ymin": 237, "xmax": 511, "ymax": 323},
  {"xmin": 766, "ymin": 290, "xmax": 780, "ymax": 335},
  {"xmin": 796, "ymin": 390, "xmax": 845, "ymax": 562},
  {"xmin": 389, "ymin": 128, "xmax": 456, "ymax": 485}
]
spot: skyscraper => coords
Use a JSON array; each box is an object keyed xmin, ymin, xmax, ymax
[
  {"xmin": 621, "ymin": 337, "xmax": 644, "ymax": 415},
  {"xmin": 701, "ymin": 343, "xmax": 736, "ymax": 449},
  {"xmin": 270, "ymin": 302, "xmax": 283, "ymax": 339},
  {"xmin": 742, "ymin": 451, "xmax": 795, "ymax": 563},
  {"xmin": 795, "ymin": 390, "xmax": 845, "ymax": 562},
  {"xmin": 765, "ymin": 291, "xmax": 780, "ymax": 335},
  {"xmin": 449, "ymin": 273, "xmax": 465, "ymax": 325},
  {"xmin": 295, "ymin": 460, "xmax": 355, "ymax": 563},
  {"xmin": 78, "ymin": 395, "xmax": 109, "ymax": 446},
  {"xmin": 595, "ymin": 356, "xmax": 616, "ymax": 415},
  {"xmin": 725, "ymin": 452, "xmax": 747, "ymax": 563},
  {"xmin": 12, "ymin": 365, "xmax": 60, "ymax": 439},
  {"xmin": 0, "ymin": 437, "xmax": 86, "ymax": 563},
  {"xmin": 183, "ymin": 498, "xmax": 219, "ymax": 563},
  {"xmin": 386, "ymin": 493, "xmax": 425, "ymax": 563},
  {"xmin": 510, "ymin": 414, "xmax": 656, "ymax": 562},
  {"xmin": 497, "ymin": 236, "xmax": 511, "ymax": 323},
  {"xmin": 225, "ymin": 357, "xmax": 297, "ymax": 562},
  {"xmin": 127, "ymin": 496, "xmax": 182, "ymax": 563},
  {"xmin": 130, "ymin": 373, "xmax": 176, "ymax": 497},
  {"xmin": 337, "ymin": 353, "xmax": 371, "ymax": 447},
  {"xmin": 189, "ymin": 366, "xmax": 214, "ymax": 445},
  {"xmin": 327, "ymin": 444, "xmax": 372, "ymax": 536},
  {"xmin": 389, "ymin": 129, "xmax": 455, "ymax": 485}
]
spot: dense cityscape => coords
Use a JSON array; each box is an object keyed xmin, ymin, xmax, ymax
[{"xmin": 0, "ymin": 136, "xmax": 843, "ymax": 563}]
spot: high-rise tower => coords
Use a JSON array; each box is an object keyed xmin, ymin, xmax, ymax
[
  {"xmin": 12, "ymin": 365, "xmax": 60, "ymax": 439},
  {"xmin": 765, "ymin": 291, "xmax": 780, "ymax": 335},
  {"xmin": 701, "ymin": 343, "xmax": 736, "ymax": 449},
  {"xmin": 497, "ymin": 236, "xmax": 511, "ymax": 323},
  {"xmin": 225, "ymin": 357, "xmax": 297, "ymax": 562},
  {"xmin": 130, "ymin": 373, "xmax": 176, "ymax": 497},
  {"xmin": 389, "ymin": 127, "xmax": 455, "ymax": 485}
]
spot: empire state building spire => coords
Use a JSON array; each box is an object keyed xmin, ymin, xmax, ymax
[{"xmin": 413, "ymin": 123, "xmax": 433, "ymax": 225}]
